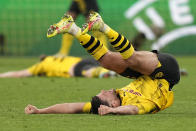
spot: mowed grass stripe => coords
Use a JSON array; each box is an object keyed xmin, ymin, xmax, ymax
[{"xmin": 0, "ymin": 56, "xmax": 195, "ymax": 131}]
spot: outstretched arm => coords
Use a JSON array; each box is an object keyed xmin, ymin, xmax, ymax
[
  {"xmin": 98, "ymin": 105, "xmax": 139, "ymax": 115},
  {"xmin": 25, "ymin": 103, "xmax": 86, "ymax": 114},
  {"xmin": 0, "ymin": 69, "xmax": 32, "ymax": 78}
]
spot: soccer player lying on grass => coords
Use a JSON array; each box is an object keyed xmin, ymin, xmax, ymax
[
  {"xmin": 0, "ymin": 55, "xmax": 116, "ymax": 78},
  {"xmin": 25, "ymin": 12, "xmax": 180, "ymax": 115}
]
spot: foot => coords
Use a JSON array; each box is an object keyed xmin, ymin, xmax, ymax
[
  {"xmin": 82, "ymin": 11, "xmax": 105, "ymax": 34},
  {"xmin": 47, "ymin": 14, "xmax": 74, "ymax": 38}
]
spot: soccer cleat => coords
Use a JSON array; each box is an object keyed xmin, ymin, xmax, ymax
[
  {"xmin": 82, "ymin": 11, "xmax": 104, "ymax": 34},
  {"xmin": 47, "ymin": 14, "xmax": 74, "ymax": 38}
]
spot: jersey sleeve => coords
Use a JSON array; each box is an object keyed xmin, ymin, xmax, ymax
[
  {"xmin": 82, "ymin": 102, "xmax": 91, "ymax": 113},
  {"xmin": 27, "ymin": 63, "xmax": 43, "ymax": 75}
]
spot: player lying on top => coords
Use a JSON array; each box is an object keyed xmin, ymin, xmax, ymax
[
  {"xmin": 0, "ymin": 55, "xmax": 116, "ymax": 78},
  {"xmin": 25, "ymin": 12, "xmax": 180, "ymax": 115}
]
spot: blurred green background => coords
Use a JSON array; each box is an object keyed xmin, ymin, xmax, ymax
[{"xmin": 0, "ymin": 0, "xmax": 196, "ymax": 56}]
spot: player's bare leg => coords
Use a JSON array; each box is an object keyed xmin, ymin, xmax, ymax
[
  {"xmin": 47, "ymin": 13, "xmax": 158, "ymax": 75},
  {"xmin": 47, "ymin": 14, "xmax": 127, "ymax": 73},
  {"xmin": 82, "ymin": 12, "xmax": 159, "ymax": 75}
]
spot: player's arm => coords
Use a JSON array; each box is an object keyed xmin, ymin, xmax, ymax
[
  {"xmin": 0, "ymin": 69, "xmax": 32, "ymax": 78},
  {"xmin": 98, "ymin": 105, "xmax": 139, "ymax": 115},
  {"xmin": 25, "ymin": 103, "xmax": 86, "ymax": 114}
]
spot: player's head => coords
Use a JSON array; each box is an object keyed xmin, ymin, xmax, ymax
[{"xmin": 91, "ymin": 89, "xmax": 121, "ymax": 114}]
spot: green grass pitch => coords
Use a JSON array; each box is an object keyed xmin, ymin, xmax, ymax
[{"xmin": 0, "ymin": 56, "xmax": 195, "ymax": 131}]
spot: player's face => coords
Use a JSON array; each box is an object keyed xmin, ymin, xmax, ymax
[{"xmin": 96, "ymin": 89, "xmax": 120, "ymax": 107}]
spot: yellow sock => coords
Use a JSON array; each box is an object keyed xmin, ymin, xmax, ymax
[
  {"xmin": 58, "ymin": 34, "xmax": 74, "ymax": 55},
  {"xmin": 105, "ymin": 28, "xmax": 135, "ymax": 59},
  {"xmin": 92, "ymin": 31, "xmax": 108, "ymax": 48},
  {"xmin": 76, "ymin": 34, "xmax": 108, "ymax": 60},
  {"xmin": 91, "ymin": 67, "xmax": 109, "ymax": 77}
]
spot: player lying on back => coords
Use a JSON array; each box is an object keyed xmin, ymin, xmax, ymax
[
  {"xmin": 25, "ymin": 12, "xmax": 180, "ymax": 115},
  {"xmin": 0, "ymin": 55, "xmax": 116, "ymax": 78}
]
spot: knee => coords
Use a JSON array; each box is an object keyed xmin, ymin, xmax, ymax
[
  {"xmin": 123, "ymin": 52, "xmax": 139, "ymax": 67},
  {"xmin": 98, "ymin": 52, "xmax": 126, "ymax": 73},
  {"xmin": 98, "ymin": 52, "xmax": 116, "ymax": 71},
  {"xmin": 99, "ymin": 56, "xmax": 113, "ymax": 70}
]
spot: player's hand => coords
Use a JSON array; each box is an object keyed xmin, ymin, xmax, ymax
[
  {"xmin": 98, "ymin": 105, "xmax": 113, "ymax": 116},
  {"xmin": 25, "ymin": 104, "xmax": 39, "ymax": 114}
]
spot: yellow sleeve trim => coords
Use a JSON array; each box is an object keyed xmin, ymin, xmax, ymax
[{"xmin": 82, "ymin": 102, "xmax": 91, "ymax": 113}]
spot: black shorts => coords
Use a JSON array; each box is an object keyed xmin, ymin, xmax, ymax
[
  {"xmin": 73, "ymin": 58, "xmax": 99, "ymax": 76},
  {"xmin": 69, "ymin": 0, "xmax": 99, "ymax": 17},
  {"xmin": 120, "ymin": 51, "xmax": 180, "ymax": 90},
  {"xmin": 150, "ymin": 52, "xmax": 180, "ymax": 89}
]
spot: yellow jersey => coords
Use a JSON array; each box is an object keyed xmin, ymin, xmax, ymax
[
  {"xmin": 83, "ymin": 76, "xmax": 174, "ymax": 114},
  {"xmin": 28, "ymin": 56, "xmax": 82, "ymax": 78}
]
